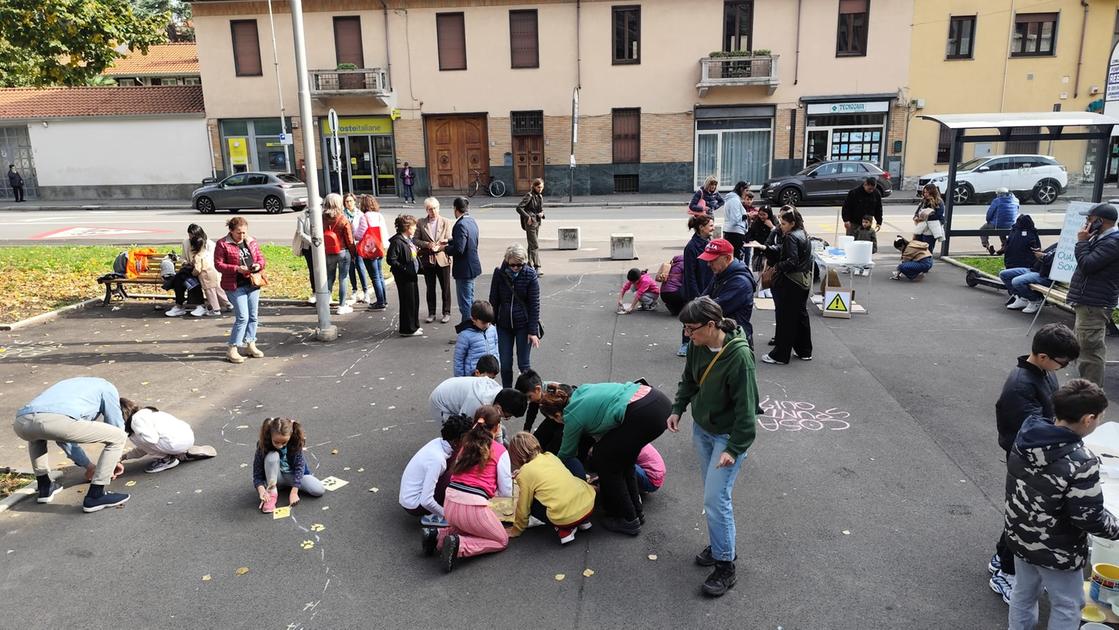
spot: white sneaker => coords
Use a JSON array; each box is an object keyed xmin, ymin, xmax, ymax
[
  {"xmin": 365, "ymin": 288, "xmax": 375, "ymax": 303},
  {"xmin": 205, "ymin": 308, "xmax": 224, "ymax": 317},
  {"xmin": 1006, "ymin": 296, "xmax": 1029, "ymax": 310},
  {"xmin": 356, "ymin": 291, "xmax": 367, "ymax": 304},
  {"xmin": 345, "ymin": 295, "xmax": 358, "ymax": 306},
  {"xmin": 189, "ymin": 305, "xmax": 207, "ymax": 317},
  {"xmin": 165, "ymin": 305, "xmax": 186, "ymax": 317},
  {"xmin": 336, "ymin": 305, "xmax": 353, "ymax": 315},
  {"xmin": 1022, "ymin": 300, "xmax": 1043, "ymax": 314},
  {"xmin": 307, "ymin": 295, "xmax": 317, "ymax": 305}
]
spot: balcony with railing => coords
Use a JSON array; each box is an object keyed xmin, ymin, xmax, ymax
[
  {"xmin": 697, "ymin": 55, "xmax": 779, "ymax": 97},
  {"xmin": 309, "ymin": 68, "xmax": 391, "ymax": 103}
]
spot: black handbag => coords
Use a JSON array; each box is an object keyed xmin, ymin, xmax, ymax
[{"xmin": 501, "ymin": 273, "xmax": 544, "ymax": 338}]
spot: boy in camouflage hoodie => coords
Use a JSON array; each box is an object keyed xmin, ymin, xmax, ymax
[{"xmin": 1004, "ymin": 379, "xmax": 1117, "ymax": 630}]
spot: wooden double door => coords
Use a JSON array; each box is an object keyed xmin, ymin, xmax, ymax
[
  {"xmin": 425, "ymin": 115, "xmax": 489, "ymax": 191},
  {"xmin": 513, "ymin": 135, "xmax": 544, "ymax": 193}
]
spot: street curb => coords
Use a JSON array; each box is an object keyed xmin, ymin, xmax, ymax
[
  {"xmin": 0, "ymin": 297, "xmax": 101, "ymax": 331},
  {"xmin": 940, "ymin": 255, "xmax": 1074, "ymax": 314},
  {"xmin": 0, "ymin": 481, "xmax": 36, "ymax": 515}
]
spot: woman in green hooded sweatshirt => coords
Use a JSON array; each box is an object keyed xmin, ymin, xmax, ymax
[{"xmin": 667, "ymin": 296, "xmax": 759, "ymax": 598}]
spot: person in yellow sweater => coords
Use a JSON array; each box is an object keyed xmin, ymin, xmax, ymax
[{"xmin": 506, "ymin": 432, "xmax": 596, "ymax": 545}]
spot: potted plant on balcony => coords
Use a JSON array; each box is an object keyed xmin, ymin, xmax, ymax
[
  {"xmin": 709, "ymin": 50, "xmax": 753, "ymax": 79},
  {"xmin": 336, "ymin": 62, "xmax": 363, "ymax": 90}
]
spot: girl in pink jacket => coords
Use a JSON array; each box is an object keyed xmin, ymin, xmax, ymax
[{"xmin": 617, "ymin": 268, "xmax": 661, "ymax": 313}]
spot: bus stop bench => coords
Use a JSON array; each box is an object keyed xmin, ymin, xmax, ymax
[{"xmin": 1029, "ymin": 283, "xmax": 1069, "ymax": 309}]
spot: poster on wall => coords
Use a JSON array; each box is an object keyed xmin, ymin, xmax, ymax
[
  {"xmin": 1106, "ymin": 40, "xmax": 1119, "ymax": 122},
  {"xmin": 227, "ymin": 138, "xmax": 249, "ymax": 166}
]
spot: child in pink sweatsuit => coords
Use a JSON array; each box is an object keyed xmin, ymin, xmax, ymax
[{"xmin": 617, "ymin": 268, "xmax": 661, "ymax": 313}]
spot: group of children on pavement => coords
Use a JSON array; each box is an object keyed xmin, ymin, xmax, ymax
[{"xmin": 986, "ymin": 322, "xmax": 1119, "ymax": 630}]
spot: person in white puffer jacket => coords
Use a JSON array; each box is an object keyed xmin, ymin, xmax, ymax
[{"xmin": 120, "ymin": 400, "xmax": 216, "ymax": 473}]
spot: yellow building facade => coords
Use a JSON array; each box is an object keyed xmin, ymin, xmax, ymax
[{"xmin": 904, "ymin": 0, "xmax": 1119, "ymax": 190}]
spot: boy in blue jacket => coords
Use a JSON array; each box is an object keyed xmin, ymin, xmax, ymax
[
  {"xmin": 988, "ymin": 323, "xmax": 1080, "ymax": 604},
  {"xmin": 453, "ymin": 301, "xmax": 499, "ymax": 377}
]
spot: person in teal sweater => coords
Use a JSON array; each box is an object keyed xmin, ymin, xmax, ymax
[
  {"xmin": 540, "ymin": 381, "xmax": 670, "ymax": 537},
  {"xmin": 668, "ymin": 296, "xmax": 759, "ymax": 598}
]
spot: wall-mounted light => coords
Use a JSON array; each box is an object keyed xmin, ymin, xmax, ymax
[{"xmin": 41, "ymin": 121, "xmax": 48, "ymax": 128}]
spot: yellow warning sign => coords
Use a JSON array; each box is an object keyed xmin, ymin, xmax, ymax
[{"xmin": 826, "ymin": 294, "xmax": 848, "ymax": 312}]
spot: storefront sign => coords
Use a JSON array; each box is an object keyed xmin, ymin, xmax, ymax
[
  {"xmin": 806, "ymin": 101, "xmax": 890, "ymax": 116},
  {"xmin": 227, "ymin": 137, "xmax": 249, "ymax": 166},
  {"xmin": 1106, "ymin": 40, "xmax": 1119, "ymax": 118},
  {"xmin": 319, "ymin": 116, "xmax": 393, "ymax": 136}
]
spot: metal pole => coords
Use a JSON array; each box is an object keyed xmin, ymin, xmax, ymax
[
  {"xmin": 568, "ymin": 87, "xmax": 578, "ymax": 202},
  {"xmin": 266, "ymin": 0, "xmax": 293, "ymax": 172},
  {"xmin": 290, "ymin": 0, "xmax": 336, "ymax": 341},
  {"xmin": 940, "ymin": 128, "xmax": 963, "ymax": 257},
  {"xmin": 1091, "ymin": 125, "xmax": 1114, "ymax": 203}
]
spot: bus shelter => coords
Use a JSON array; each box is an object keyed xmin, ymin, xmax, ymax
[{"xmin": 916, "ymin": 112, "xmax": 1119, "ymax": 255}]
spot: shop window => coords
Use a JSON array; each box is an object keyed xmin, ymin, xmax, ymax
[
  {"xmin": 1005, "ymin": 127, "xmax": 1040, "ymax": 154},
  {"xmin": 612, "ymin": 108, "xmax": 640, "ymax": 164},
  {"xmin": 836, "ymin": 0, "xmax": 869, "ymax": 57},
  {"xmin": 723, "ymin": 1, "xmax": 753, "ymax": 53},
  {"xmin": 946, "ymin": 15, "xmax": 975, "ymax": 59},
  {"xmin": 614, "ymin": 174, "xmax": 639, "ymax": 193},
  {"xmin": 509, "ymin": 10, "xmax": 539, "ymax": 69},
  {"xmin": 1011, "ymin": 13, "xmax": 1057, "ymax": 57},
  {"xmin": 612, "ymin": 6, "xmax": 640, "ymax": 65},
  {"xmin": 935, "ymin": 125, "xmax": 952, "ymax": 164},
  {"xmin": 230, "ymin": 20, "xmax": 263, "ymax": 77},
  {"xmin": 334, "ymin": 17, "xmax": 364, "ymax": 67},
  {"xmin": 436, "ymin": 13, "xmax": 467, "ymax": 71}
]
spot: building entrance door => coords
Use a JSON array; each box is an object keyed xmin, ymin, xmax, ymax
[
  {"xmin": 513, "ymin": 135, "xmax": 543, "ymax": 193},
  {"xmin": 346, "ymin": 136, "xmax": 374, "ymax": 195},
  {"xmin": 425, "ymin": 115, "xmax": 489, "ymax": 191}
]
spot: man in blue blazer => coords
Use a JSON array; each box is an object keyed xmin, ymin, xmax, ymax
[{"xmin": 447, "ymin": 197, "xmax": 482, "ymax": 323}]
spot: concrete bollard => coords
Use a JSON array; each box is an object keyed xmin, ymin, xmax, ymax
[
  {"xmin": 713, "ymin": 224, "xmax": 723, "ymax": 239},
  {"xmin": 610, "ymin": 233, "xmax": 636, "ymax": 260},
  {"xmin": 557, "ymin": 227, "xmax": 581, "ymax": 250}
]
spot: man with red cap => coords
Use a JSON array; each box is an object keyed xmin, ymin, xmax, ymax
[{"xmin": 698, "ymin": 238, "xmax": 756, "ymax": 346}]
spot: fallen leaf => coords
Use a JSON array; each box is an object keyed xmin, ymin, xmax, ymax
[
  {"xmin": 201, "ymin": 575, "xmax": 211, "ymax": 581},
  {"xmin": 554, "ymin": 574, "xmax": 565, "ymax": 581},
  {"xmin": 124, "ymin": 480, "xmax": 137, "ymax": 487},
  {"xmin": 368, "ymin": 487, "xmax": 379, "ymax": 493},
  {"xmin": 300, "ymin": 540, "xmax": 315, "ymax": 550},
  {"xmin": 330, "ymin": 449, "xmax": 339, "ymax": 455},
  {"xmin": 310, "ymin": 523, "xmax": 325, "ymax": 532},
  {"xmin": 272, "ymin": 506, "xmax": 291, "ymax": 520},
  {"xmin": 343, "ymin": 466, "xmax": 351, "ymax": 471},
  {"xmin": 357, "ymin": 468, "xmax": 365, "ymax": 472},
  {"xmin": 841, "ymin": 530, "xmax": 850, "ymax": 535},
  {"xmin": 647, "ymin": 554, "xmax": 658, "ymax": 561},
  {"xmin": 583, "ymin": 569, "xmax": 594, "ymax": 577},
  {"xmin": 235, "ymin": 567, "xmax": 249, "ymax": 576}
]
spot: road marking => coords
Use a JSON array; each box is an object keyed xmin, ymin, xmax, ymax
[{"xmin": 31, "ymin": 226, "xmax": 172, "ymax": 240}]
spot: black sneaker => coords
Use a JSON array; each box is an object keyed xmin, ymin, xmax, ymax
[
  {"xmin": 82, "ymin": 486, "xmax": 130, "ymax": 513},
  {"xmin": 36, "ymin": 476, "xmax": 62, "ymax": 504},
  {"xmin": 422, "ymin": 527, "xmax": 438, "ymax": 557},
  {"xmin": 695, "ymin": 546, "xmax": 738, "ymax": 567},
  {"xmin": 600, "ymin": 516, "xmax": 641, "ymax": 536},
  {"xmin": 702, "ymin": 561, "xmax": 737, "ymax": 597},
  {"xmin": 441, "ymin": 533, "xmax": 460, "ymax": 573}
]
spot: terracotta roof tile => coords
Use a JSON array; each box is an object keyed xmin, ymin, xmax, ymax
[
  {"xmin": 104, "ymin": 43, "xmax": 199, "ymax": 77},
  {"xmin": 0, "ymin": 86, "xmax": 206, "ymax": 120}
]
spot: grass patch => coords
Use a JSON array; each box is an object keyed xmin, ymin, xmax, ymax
[
  {"xmin": 0, "ymin": 243, "xmax": 387, "ymax": 323},
  {"xmin": 0, "ymin": 471, "xmax": 34, "ymax": 498},
  {"xmin": 955, "ymin": 256, "xmax": 1005, "ymax": 277}
]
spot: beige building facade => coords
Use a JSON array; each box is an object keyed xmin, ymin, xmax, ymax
[
  {"xmin": 905, "ymin": 0, "xmax": 1119, "ymax": 192},
  {"xmin": 193, "ymin": 0, "xmax": 914, "ymax": 196}
]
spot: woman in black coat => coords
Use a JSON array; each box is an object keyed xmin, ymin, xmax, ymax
[
  {"xmin": 386, "ymin": 214, "xmax": 422, "ymax": 336},
  {"xmin": 488, "ymin": 243, "xmax": 542, "ymax": 387},
  {"xmin": 748, "ymin": 206, "xmax": 813, "ymax": 365}
]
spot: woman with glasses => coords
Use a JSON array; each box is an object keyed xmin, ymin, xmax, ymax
[
  {"xmin": 668, "ymin": 296, "xmax": 759, "ymax": 597},
  {"xmin": 747, "ymin": 206, "xmax": 813, "ymax": 365},
  {"xmin": 488, "ymin": 243, "xmax": 541, "ymax": 387}
]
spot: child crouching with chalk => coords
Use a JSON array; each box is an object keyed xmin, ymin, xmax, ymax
[
  {"xmin": 617, "ymin": 268, "xmax": 660, "ymax": 314},
  {"xmin": 507, "ymin": 432, "xmax": 596, "ymax": 545},
  {"xmin": 253, "ymin": 417, "xmax": 324, "ymax": 514}
]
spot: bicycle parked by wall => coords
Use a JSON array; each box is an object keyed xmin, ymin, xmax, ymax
[{"xmin": 467, "ymin": 169, "xmax": 507, "ymax": 198}]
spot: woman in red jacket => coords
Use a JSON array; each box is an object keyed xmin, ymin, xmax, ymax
[{"xmin": 214, "ymin": 216, "xmax": 266, "ymax": 364}]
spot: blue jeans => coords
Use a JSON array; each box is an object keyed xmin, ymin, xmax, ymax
[
  {"xmin": 403, "ymin": 184, "xmax": 414, "ymax": 202},
  {"xmin": 497, "ymin": 326, "xmax": 532, "ymax": 388},
  {"xmin": 227, "ymin": 285, "xmax": 260, "ymax": 346},
  {"xmin": 456, "ymin": 277, "xmax": 475, "ymax": 323},
  {"xmin": 349, "ymin": 250, "xmax": 369, "ymax": 293},
  {"xmin": 1008, "ymin": 556, "xmax": 1083, "ymax": 630},
  {"xmin": 363, "ymin": 257, "xmax": 387, "ymax": 306},
  {"xmin": 326, "ymin": 251, "xmax": 352, "ymax": 304},
  {"xmin": 634, "ymin": 465, "xmax": 658, "ymax": 493},
  {"xmin": 897, "ymin": 257, "xmax": 933, "ymax": 280},
  {"xmin": 692, "ymin": 423, "xmax": 745, "ymax": 562},
  {"xmin": 998, "ymin": 268, "xmax": 1050, "ymax": 301}
]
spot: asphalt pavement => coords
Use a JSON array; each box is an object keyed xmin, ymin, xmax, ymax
[{"xmin": 0, "ymin": 235, "xmax": 1115, "ymax": 629}]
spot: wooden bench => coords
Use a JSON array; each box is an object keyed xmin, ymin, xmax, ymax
[
  {"xmin": 1028, "ymin": 282, "xmax": 1071, "ymax": 311},
  {"xmin": 97, "ymin": 257, "xmax": 180, "ymax": 306}
]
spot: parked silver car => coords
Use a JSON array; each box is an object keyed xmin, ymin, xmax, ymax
[{"xmin": 193, "ymin": 172, "xmax": 308, "ymax": 214}]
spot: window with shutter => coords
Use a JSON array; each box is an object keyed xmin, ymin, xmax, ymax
[
  {"xmin": 1010, "ymin": 13, "xmax": 1058, "ymax": 57},
  {"xmin": 946, "ymin": 15, "xmax": 976, "ymax": 59},
  {"xmin": 437, "ymin": 13, "xmax": 467, "ymax": 71},
  {"xmin": 334, "ymin": 16, "xmax": 364, "ymax": 67},
  {"xmin": 230, "ymin": 20, "xmax": 263, "ymax": 77},
  {"xmin": 1005, "ymin": 127, "xmax": 1040, "ymax": 154},
  {"xmin": 612, "ymin": 108, "xmax": 640, "ymax": 164},
  {"xmin": 509, "ymin": 10, "xmax": 539, "ymax": 69},
  {"xmin": 935, "ymin": 126, "xmax": 952, "ymax": 164},
  {"xmin": 836, "ymin": 0, "xmax": 869, "ymax": 57}
]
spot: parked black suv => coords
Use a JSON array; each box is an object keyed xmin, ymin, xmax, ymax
[{"xmin": 759, "ymin": 161, "xmax": 892, "ymax": 206}]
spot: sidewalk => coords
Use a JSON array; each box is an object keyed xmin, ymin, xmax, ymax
[{"xmin": 1, "ymin": 181, "xmax": 1112, "ymax": 213}]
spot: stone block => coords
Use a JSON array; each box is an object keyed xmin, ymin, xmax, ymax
[
  {"xmin": 611, "ymin": 233, "xmax": 636, "ymax": 260},
  {"xmin": 558, "ymin": 227, "xmax": 581, "ymax": 250}
]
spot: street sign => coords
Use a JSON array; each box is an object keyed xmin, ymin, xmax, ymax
[
  {"xmin": 327, "ymin": 108, "xmax": 340, "ymax": 134},
  {"xmin": 1049, "ymin": 201, "xmax": 1095, "ymax": 284},
  {"xmin": 278, "ymin": 132, "xmax": 293, "ymax": 146}
]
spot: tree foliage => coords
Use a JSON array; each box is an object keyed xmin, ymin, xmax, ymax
[
  {"xmin": 134, "ymin": 0, "xmax": 195, "ymax": 42},
  {"xmin": 0, "ymin": 0, "xmax": 169, "ymax": 87}
]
